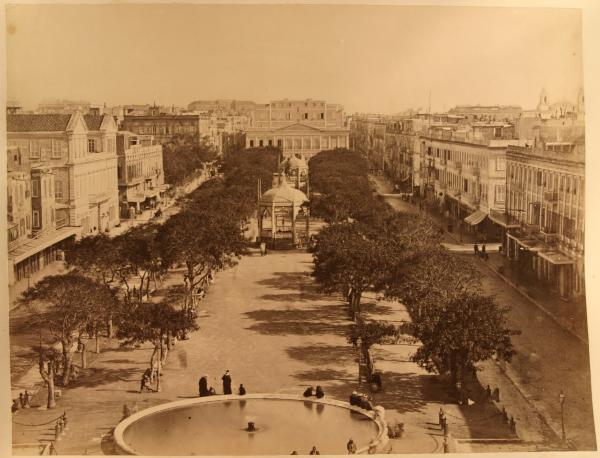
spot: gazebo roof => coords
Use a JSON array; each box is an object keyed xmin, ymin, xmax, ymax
[{"xmin": 260, "ymin": 179, "xmax": 308, "ymax": 206}]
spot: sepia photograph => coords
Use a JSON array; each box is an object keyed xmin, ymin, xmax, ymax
[{"xmin": 2, "ymin": 1, "xmax": 599, "ymax": 456}]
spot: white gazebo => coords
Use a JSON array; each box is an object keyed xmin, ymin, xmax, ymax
[{"xmin": 258, "ymin": 175, "xmax": 309, "ymax": 249}]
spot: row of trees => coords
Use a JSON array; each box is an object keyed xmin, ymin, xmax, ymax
[
  {"xmin": 162, "ymin": 134, "xmax": 219, "ymax": 186},
  {"xmin": 22, "ymin": 148, "xmax": 279, "ymax": 408},
  {"xmin": 309, "ymin": 149, "xmax": 518, "ymax": 388}
]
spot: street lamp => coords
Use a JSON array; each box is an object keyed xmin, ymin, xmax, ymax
[{"xmin": 559, "ymin": 390, "xmax": 566, "ymax": 445}]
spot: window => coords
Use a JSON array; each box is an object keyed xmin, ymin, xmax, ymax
[
  {"xmin": 495, "ymin": 185, "xmax": 505, "ymax": 203},
  {"xmin": 32, "ymin": 180, "xmax": 40, "ymax": 198},
  {"xmin": 268, "ymin": 139, "xmax": 273, "ymax": 147},
  {"xmin": 496, "ymin": 157, "xmax": 506, "ymax": 171},
  {"xmin": 55, "ymin": 180, "xmax": 63, "ymax": 199},
  {"xmin": 88, "ymin": 139, "xmax": 96, "ymax": 153},
  {"xmin": 536, "ymin": 171, "xmax": 543, "ymax": 187},
  {"xmin": 277, "ymin": 139, "xmax": 283, "ymax": 148},
  {"xmin": 51, "ymin": 140, "xmax": 63, "ymax": 158},
  {"xmin": 249, "ymin": 140, "xmax": 254, "ymax": 148},
  {"xmin": 30, "ymin": 141, "xmax": 40, "ymax": 159},
  {"xmin": 320, "ymin": 113, "xmax": 324, "ymax": 120},
  {"xmin": 259, "ymin": 140, "xmax": 264, "ymax": 147},
  {"xmin": 304, "ymin": 113, "xmax": 308, "ymax": 120},
  {"xmin": 33, "ymin": 210, "xmax": 40, "ymax": 228},
  {"xmin": 26, "ymin": 215, "xmax": 30, "ymax": 230}
]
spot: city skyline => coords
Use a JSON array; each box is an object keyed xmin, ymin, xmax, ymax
[{"xmin": 6, "ymin": 4, "xmax": 583, "ymax": 114}]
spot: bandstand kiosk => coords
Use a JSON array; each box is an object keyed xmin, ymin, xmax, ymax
[
  {"xmin": 280, "ymin": 154, "xmax": 309, "ymax": 192},
  {"xmin": 258, "ymin": 174, "xmax": 310, "ymax": 250}
]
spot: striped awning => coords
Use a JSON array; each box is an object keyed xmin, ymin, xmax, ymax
[{"xmin": 464, "ymin": 210, "xmax": 487, "ymax": 226}]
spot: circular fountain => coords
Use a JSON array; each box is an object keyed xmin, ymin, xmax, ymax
[{"xmin": 114, "ymin": 394, "xmax": 388, "ymax": 455}]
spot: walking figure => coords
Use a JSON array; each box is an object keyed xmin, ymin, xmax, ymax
[
  {"xmin": 347, "ymin": 438, "xmax": 357, "ymax": 454},
  {"xmin": 473, "ymin": 244, "xmax": 479, "ymax": 255},
  {"xmin": 481, "ymin": 244, "xmax": 488, "ymax": 260},
  {"xmin": 222, "ymin": 370, "xmax": 232, "ymax": 395},
  {"xmin": 23, "ymin": 391, "xmax": 31, "ymax": 408}
]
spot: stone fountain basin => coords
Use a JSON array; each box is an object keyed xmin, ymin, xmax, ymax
[{"xmin": 114, "ymin": 393, "xmax": 388, "ymax": 455}]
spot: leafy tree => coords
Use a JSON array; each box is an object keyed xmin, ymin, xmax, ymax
[
  {"xmin": 66, "ymin": 233, "xmax": 124, "ymax": 338},
  {"xmin": 159, "ymin": 205, "xmax": 246, "ymax": 309},
  {"xmin": 347, "ymin": 318, "xmax": 398, "ymax": 378},
  {"xmin": 21, "ymin": 274, "xmax": 113, "ymax": 386},
  {"xmin": 312, "ymin": 222, "xmax": 400, "ymax": 318},
  {"xmin": 411, "ymin": 292, "xmax": 517, "ymax": 386},
  {"xmin": 117, "ymin": 288, "xmax": 198, "ymax": 392}
]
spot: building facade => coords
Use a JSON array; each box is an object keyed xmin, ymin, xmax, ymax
[
  {"xmin": 505, "ymin": 129, "xmax": 585, "ymax": 298},
  {"xmin": 244, "ymin": 99, "xmax": 350, "ymax": 159},
  {"xmin": 120, "ymin": 106, "xmax": 201, "ymax": 144},
  {"xmin": 7, "ymin": 112, "xmax": 120, "ymax": 285},
  {"xmin": 116, "ymin": 131, "xmax": 166, "ymax": 218}
]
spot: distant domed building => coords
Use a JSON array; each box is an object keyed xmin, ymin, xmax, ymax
[{"xmin": 258, "ymin": 174, "xmax": 309, "ymax": 249}]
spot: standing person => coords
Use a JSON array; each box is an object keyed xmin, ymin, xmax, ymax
[
  {"xmin": 473, "ymin": 244, "xmax": 479, "ymax": 256},
  {"xmin": 222, "ymin": 370, "xmax": 232, "ymax": 395},
  {"xmin": 481, "ymin": 243, "xmax": 487, "ymax": 260},
  {"xmin": 199, "ymin": 376, "xmax": 209, "ymax": 397},
  {"xmin": 347, "ymin": 439, "xmax": 357, "ymax": 454}
]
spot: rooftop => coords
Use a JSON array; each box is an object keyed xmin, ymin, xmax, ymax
[{"xmin": 7, "ymin": 114, "xmax": 73, "ymax": 132}]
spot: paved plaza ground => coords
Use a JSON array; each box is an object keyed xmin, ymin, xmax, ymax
[{"xmin": 12, "ymin": 249, "xmax": 533, "ymax": 455}]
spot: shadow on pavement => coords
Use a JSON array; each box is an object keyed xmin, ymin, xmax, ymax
[
  {"xmin": 66, "ymin": 367, "xmax": 141, "ymax": 389},
  {"xmin": 286, "ymin": 344, "xmax": 356, "ymax": 366},
  {"xmin": 244, "ymin": 306, "xmax": 350, "ymax": 336}
]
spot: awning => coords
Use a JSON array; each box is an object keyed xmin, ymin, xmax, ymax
[
  {"xmin": 9, "ymin": 226, "xmax": 80, "ymax": 264},
  {"xmin": 538, "ymin": 250, "xmax": 574, "ymax": 265},
  {"xmin": 507, "ymin": 233, "xmax": 546, "ymax": 252},
  {"xmin": 464, "ymin": 210, "xmax": 487, "ymax": 226},
  {"xmin": 488, "ymin": 211, "xmax": 521, "ymax": 229}
]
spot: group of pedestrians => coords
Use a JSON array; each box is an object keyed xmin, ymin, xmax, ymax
[
  {"xmin": 349, "ymin": 391, "xmax": 374, "ymax": 411},
  {"xmin": 473, "ymin": 243, "xmax": 489, "ymax": 260},
  {"xmin": 289, "ymin": 439, "xmax": 357, "ymax": 455},
  {"xmin": 12, "ymin": 391, "xmax": 31, "ymax": 413},
  {"xmin": 199, "ymin": 370, "xmax": 247, "ymax": 397},
  {"xmin": 303, "ymin": 386, "xmax": 325, "ymax": 399}
]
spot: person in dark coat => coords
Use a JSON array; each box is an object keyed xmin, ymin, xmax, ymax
[
  {"xmin": 199, "ymin": 376, "xmax": 209, "ymax": 397},
  {"xmin": 349, "ymin": 391, "xmax": 360, "ymax": 406},
  {"xmin": 239, "ymin": 384, "xmax": 246, "ymax": 395},
  {"xmin": 303, "ymin": 386, "xmax": 314, "ymax": 397},
  {"xmin": 315, "ymin": 386, "xmax": 325, "ymax": 399},
  {"xmin": 222, "ymin": 370, "xmax": 232, "ymax": 395},
  {"xmin": 309, "ymin": 446, "xmax": 320, "ymax": 455},
  {"xmin": 473, "ymin": 244, "xmax": 479, "ymax": 255}
]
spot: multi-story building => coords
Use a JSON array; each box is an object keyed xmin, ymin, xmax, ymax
[
  {"xmin": 448, "ymin": 105, "xmax": 523, "ymax": 122},
  {"xmin": 7, "ymin": 111, "xmax": 120, "ymax": 286},
  {"xmin": 116, "ymin": 131, "xmax": 165, "ymax": 218},
  {"xmin": 244, "ymin": 99, "xmax": 350, "ymax": 159},
  {"xmin": 419, "ymin": 122, "xmax": 525, "ymax": 240},
  {"xmin": 37, "ymin": 99, "xmax": 104, "ymax": 115},
  {"xmin": 120, "ymin": 105, "xmax": 201, "ymax": 144},
  {"xmin": 504, "ymin": 120, "xmax": 585, "ymax": 299}
]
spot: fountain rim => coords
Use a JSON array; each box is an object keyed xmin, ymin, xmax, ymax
[{"xmin": 114, "ymin": 393, "xmax": 388, "ymax": 455}]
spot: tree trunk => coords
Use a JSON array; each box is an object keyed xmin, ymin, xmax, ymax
[
  {"xmin": 80, "ymin": 341, "xmax": 87, "ymax": 369},
  {"xmin": 95, "ymin": 329, "xmax": 100, "ymax": 354},
  {"xmin": 106, "ymin": 316, "xmax": 114, "ymax": 338},
  {"xmin": 61, "ymin": 338, "xmax": 74, "ymax": 386},
  {"xmin": 39, "ymin": 359, "xmax": 56, "ymax": 409},
  {"xmin": 156, "ymin": 343, "xmax": 163, "ymax": 393},
  {"xmin": 149, "ymin": 346, "xmax": 158, "ymax": 383}
]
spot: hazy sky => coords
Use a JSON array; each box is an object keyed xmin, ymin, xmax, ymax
[{"xmin": 5, "ymin": 4, "xmax": 583, "ymax": 114}]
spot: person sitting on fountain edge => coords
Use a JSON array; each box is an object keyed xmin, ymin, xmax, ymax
[
  {"xmin": 349, "ymin": 391, "xmax": 361, "ymax": 406},
  {"xmin": 239, "ymin": 384, "xmax": 246, "ymax": 396},
  {"xmin": 315, "ymin": 386, "xmax": 325, "ymax": 399},
  {"xmin": 303, "ymin": 386, "xmax": 314, "ymax": 397}
]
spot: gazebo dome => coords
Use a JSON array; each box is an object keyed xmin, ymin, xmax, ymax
[
  {"xmin": 260, "ymin": 178, "xmax": 308, "ymax": 206},
  {"xmin": 287, "ymin": 155, "xmax": 308, "ymax": 169}
]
